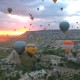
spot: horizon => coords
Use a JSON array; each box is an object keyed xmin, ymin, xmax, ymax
[{"xmin": 0, "ymin": 28, "xmax": 80, "ymax": 36}]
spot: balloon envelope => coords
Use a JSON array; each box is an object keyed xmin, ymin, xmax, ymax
[
  {"xmin": 8, "ymin": 8, "xmax": 12, "ymax": 13},
  {"xmin": 62, "ymin": 40, "xmax": 74, "ymax": 53},
  {"xmin": 37, "ymin": 8, "xmax": 39, "ymax": 10},
  {"xmin": 29, "ymin": 13, "xmax": 34, "ymax": 20},
  {"xmin": 13, "ymin": 41, "xmax": 26, "ymax": 55},
  {"xmin": 53, "ymin": 0, "xmax": 57, "ymax": 3},
  {"xmin": 59, "ymin": 21, "xmax": 70, "ymax": 33},
  {"xmin": 60, "ymin": 7, "xmax": 63, "ymax": 11},
  {"xmin": 25, "ymin": 44, "xmax": 37, "ymax": 57}
]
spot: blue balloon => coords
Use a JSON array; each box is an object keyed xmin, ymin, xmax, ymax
[{"xmin": 13, "ymin": 41, "xmax": 26, "ymax": 55}]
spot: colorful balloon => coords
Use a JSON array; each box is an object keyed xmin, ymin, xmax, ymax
[
  {"xmin": 25, "ymin": 44, "xmax": 37, "ymax": 57},
  {"xmin": 13, "ymin": 41, "xmax": 26, "ymax": 55},
  {"xmin": 8, "ymin": 8, "xmax": 12, "ymax": 13},
  {"xmin": 63, "ymin": 40, "xmax": 74, "ymax": 53},
  {"xmin": 59, "ymin": 21, "xmax": 70, "ymax": 33}
]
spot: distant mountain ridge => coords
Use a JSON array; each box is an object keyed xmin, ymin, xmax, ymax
[
  {"xmin": 21, "ymin": 29, "xmax": 80, "ymax": 40},
  {"xmin": 1, "ymin": 30, "xmax": 80, "ymax": 47}
]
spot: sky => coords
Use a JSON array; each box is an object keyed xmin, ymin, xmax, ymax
[{"xmin": 0, "ymin": 0, "xmax": 80, "ymax": 35}]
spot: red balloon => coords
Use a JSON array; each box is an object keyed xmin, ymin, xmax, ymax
[{"xmin": 53, "ymin": 0, "xmax": 57, "ymax": 3}]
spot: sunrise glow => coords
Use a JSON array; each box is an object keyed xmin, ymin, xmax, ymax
[{"xmin": 0, "ymin": 28, "xmax": 28, "ymax": 36}]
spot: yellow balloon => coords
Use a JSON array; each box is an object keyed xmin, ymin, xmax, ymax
[{"xmin": 25, "ymin": 44, "xmax": 37, "ymax": 57}]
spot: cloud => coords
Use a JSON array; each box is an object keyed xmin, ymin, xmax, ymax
[
  {"xmin": 64, "ymin": 1, "xmax": 79, "ymax": 14},
  {"xmin": 0, "ymin": 0, "xmax": 80, "ymax": 31}
]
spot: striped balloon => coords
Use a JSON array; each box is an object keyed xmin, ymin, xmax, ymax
[{"xmin": 63, "ymin": 40, "xmax": 74, "ymax": 53}]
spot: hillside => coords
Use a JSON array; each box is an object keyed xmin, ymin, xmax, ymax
[
  {"xmin": 1, "ymin": 30, "xmax": 80, "ymax": 48},
  {"xmin": 21, "ymin": 29, "xmax": 80, "ymax": 40}
]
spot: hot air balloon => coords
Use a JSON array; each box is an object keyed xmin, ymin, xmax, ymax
[
  {"xmin": 77, "ymin": 27, "xmax": 78, "ymax": 28},
  {"xmin": 60, "ymin": 7, "xmax": 63, "ymax": 11},
  {"xmin": 53, "ymin": 0, "xmax": 57, "ymax": 3},
  {"xmin": 63, "ymin": 40, "xmax": 74, "ymax": 53},
  {"xmin": 30, "ymin": 24, "xmax": 32, "ymax": 26},
  {"xmin": 44, "ymin": 27, "xmax": 47, "ymax": 30},
  {"xmin": 13, "ymin": 41, "xmax": 26, "ymax": 55},
  {"xmin": 37, "ymin": 8, "xmax": 39, "ymax": 11},
  {"xmin": 59, "ymin": 21, "xmax": 70, "ymax": 33},
  {"xmin": 48, "ymin": 24, "xmax": 50, "ymax": 26},
  {"xmin": 25, "ymin": 44, "xmax": 38, "ymax": 57},
  {"xmin": 31, "ymin": 16, "xmax": 34, "ymax": 20},
  {"xmin": 76, "ymin": 22, "xmax": 78, "ymax": 23},
  {"xmin": 29, "ymin": 13, "xmax": 34, "ymax": 20},
  {"xmin": 24, "ymin": 26, "xmax": 26, "ymax": 29},
  {"xmin": 40, "ymin": 25, "xmax": 42, "ymax": 27},
  {"xmin": 14, "ymin": 29, "xmax": 16, "ymax": 32},
  {"xmin": 8, "ymin": 8, "xmax": 12, "ymax": 13}
]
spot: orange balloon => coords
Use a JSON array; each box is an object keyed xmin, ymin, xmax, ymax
[{"xmin": 53, "ymin": 0, "xmax": 57, "ymax": 3}]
